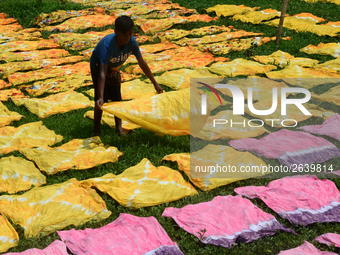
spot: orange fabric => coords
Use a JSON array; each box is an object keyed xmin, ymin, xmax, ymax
[
  {"xmin": 0, "ymin": 49, "xmax": 70, "ymax": 63},
  {"xmin": 0, "ymin": 23, "xmax": 22, "ymax": 33},
  {"xmin": 0, "ymin": 39, "xmax": 60, "ymax": 54},
  {"xmin": 0, "ymin": 88, "xmax": 27, "ymax": 101}
]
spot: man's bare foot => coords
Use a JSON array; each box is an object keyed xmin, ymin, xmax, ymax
[{"xmin": 116, "ymin": 129, "xmax": 126, "ymax": 137}]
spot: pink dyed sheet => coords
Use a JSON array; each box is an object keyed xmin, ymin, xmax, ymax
[
  {"xmin": 235, "ymin": 175, "xmax": 340, "ymax": 226},
  {"xmin": 58, "ymin": 213, "xmax": 184, "ymax": 255},
  {"xmin": 298, "ymin": 113, "xmax": 340, "ymax": 141},
  {"xmin": 162, "ymin": 195, "xmax": 294, "ymax": 248},
  {"xmin": 229, "ymin": 129, "xmax": 340, "ymax": 166},
  {"xmin": 314, "ymin": 233, "xmax": 340, "ymax": 248},
  {"xmin": 4, "ymin": 240, "xmax": 68, "ymax": 255},
  {"xmin": 278, "ymin": 241, "xmax": 337, "ymax": 255}
]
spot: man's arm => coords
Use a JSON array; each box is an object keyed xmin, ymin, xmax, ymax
[
  {"xmin": 95, "ymin": 62, "xmax": 108, "ymax": 109},
  {"xmin": 137, "ymin": 57, "xmax": 163, "ymax": 94}
]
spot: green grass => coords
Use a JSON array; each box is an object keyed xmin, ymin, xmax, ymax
[{"xmin": 1, "ymin": 0, "xmax": 340, "ymax": 254}]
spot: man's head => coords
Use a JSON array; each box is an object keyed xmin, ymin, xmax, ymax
[{"xmin": 115, "ymin": 15, "xmax": 134, "ymax": 46}]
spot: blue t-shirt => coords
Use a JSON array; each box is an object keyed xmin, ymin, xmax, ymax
[{"xmin": 90, "ymin": 33, "xmax": 142, "ymax": 77}]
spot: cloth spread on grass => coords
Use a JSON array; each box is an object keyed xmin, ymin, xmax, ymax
[
  {"xmin": 278, "ymin": 241, "xmax": 337, "ymax": 255},
  {"xmin": 0, "ymin": 24, "xmax": 23, "ymax": 33},
  {"xmin": 0, "ymin": 80, "xmax": 11, "ymax": 89},
  {"xmin": 206, "ymin": 4, "xmax": 260, "ymax": 17},
  {"xmin": 162, "ymin": 195, "xmax": 294, "ymax": 248},
  {"xmin": 19, "ymin": 137, "xmax": 122, "ymax": 175},
  {"xmin": 0, "ymin": 88, "xmax": 26, "ymax": 101},
  {"xmin": 81, "ymin": 158, "xmax": 198, "ymax": 209},
  {"xmin": 112, "ymin": 2, "xmax": 185, "ymax": 16},
  {"xmin": 0, "ymin": 156, "xmax": 46, "ymax": 194},
  {"xmin": 316, "ymin": 57, "xmax": 340, "ymax": 73},
  {"xmin": 0, "ymin": 28, "xmax": 42, "ymax": 43},
  {"xmin": 0, "ymin": 214, "xmax": 19, "ymax": 253},
  {"xmin": 308, "ymin": 22, "xmax": 340, "ymax": 37},
  {"xmin": 209, "ymin": 59, "xmax": 277, "ymax": 77},
  {"xmin": 311, "ymin": 85, "xmax": 340, "ymax": 106},
  {"xmin": 0, "ymin": 178, "xmax": 111, "ymax": 238},
  {"xmin": 235, "ymin": 175, "xmax": 340, "ymax": 226},
  {"xmin": 0, "ymin": 39, "xmax": 60, "ymax": 54},
  {"xmin": 0, "ymin": 18, "xmax": 17, "ymax": 26},
  {"xmin": 232, "ymin": 9, "xmax": 281, "ymax": 24},
  {"xmin": 300, "ymin": 42, "xmax": 340, "ymax": 58},
  {"xmin": 4, "ymin": 240, "xmax": 68, "ymax": 255},
  {"xmin": 314, "ymin": 233, "xmax": 340, "ymax": 248},
  {"xmin": 0, "ymin": 121, "xmax": 63, "ymax": 155},
  {"xmin": 0, "ymin": 101, "xmax": 22, "ymax": 127},
  {"xmin": 12, "ymin": 90, "xmax": 91, "ymax": 118},
  {"xmin": 0, "ymin": 49, "xmax": 70, "ymax": 63},
  {"xmin": 139, "ymin": 40, "xmax": 179, "ymax": 54},
  {"xmin": 58, "ymin": 213, "xmax": 184, "ymax": 255},
  {"xmin": 136, "ymin": 8, "xmax": 197, "ymax": 19},
  {"xmin": 229, "ymin": 129, "xmax": 340, "ymax": 166}
]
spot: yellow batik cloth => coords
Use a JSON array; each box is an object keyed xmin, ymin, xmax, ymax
[
  {"xmin": 44, "ymin": 15, "xmax": 116, "ymax": 32},
  {"xmin": 316, "ymin": 57, "xmax": 340, "ymax": 73},
  {"xmin": 121, "ymin": 71, "xmax": 142, "ymax": 82},
  {"xmin": 0, "ymin": 28, "xmax": 42, "ymax": 44},
  {"xmin": 138, "ymin": 8, "xmax": 197, "ymax": 19},
  {"xmin": 12, "ymin": 90, "xmax": 91, "ymax": 118},
  {"xmin": 0, "ymin": 18, "xmax": 17, "ymax": 26},
  {"xmin": 20, "ymin": 137, "xmax": 122, "ymax": 175},
  {"xmin": 8, "ymin": 61, "xmax": 89, "ymax": 85},
  {"xmin": 0, "ymin": 101, "xmax": 22, "ymax": 127},
  {"xmin": 80, "ymin": 48, "xmax": 94, "ymax": 58},
  {"xmin": 163, "ymin": 144, "xmax": 269, "ymax": 191},
  {"xmin": 252, "ymin": 50, "xmax": 319, "ymax": 68},
  {"xmin": 308, "ymin": 22, "xmax": 340, "ymax": 37},
  {"xmin": 0, "ymin": 56, "xmax": 84, "ymax": 78},
  {"xmin": 84, "ymin": 110, "xmax": 141, "ymax": 132},
  {"xmin": 81, "ymin": 158, "xmax": 198, "ymax": 209},
  {"xmin": 0, "ymin": 156, "xmax": 46, "ymax": 194},
  {"xmin": 0, "ymin": 80, "xmax": 11, "ymax": 89},
  {"xmin": 0, "ymin": 24, "xmax": 22, "ymax": 33},
  {"xmin": 0, "ymin": 178, "xmax": 111, "ymax": 237},
  {"xmin": 232, "ymin": 9, "xmax": 281, "ymax": 24},
  {"xmin": 112, "ymin": 2, "xmax": 185, "ymax": 16},
  {"xmin": 0, "ymin": 121, "xmax": 63, "ymax": 155},
  {"xmin": 265, "ymin": 65, "xmax": 340, "ymax": 88},
  {"xmin": 206, "ymin": 4, "xmax": 260, "ymax": 17},
  {"xmin": 0, "ymin": 39, "xmax": 60, "ymax": 54},
  {"xmin": 0, "ymin": 88, "xmax": 26, "ymax": 101},
  {"xmin": 300, "ymin": 42, "xmax": 340, "ymax": 58},
  {"xmin": 34, "ymin": 8, "xmax": 106, "ymax": 27},
  {"xmin": 0, "ymin": 214, "xmax": 19, "ymax": 253},
  {"xmin": 139, "ymin": 40, "xmax": 179, "ymax": 54},
  {"xmin": 0, "ymin": 49, "xmax": 70, "ymax": 63},
  {"xmin": 195, "ymin": 110, "xmax": 269, "ymax": 141},
  {"xmin": 90, "ymin": 1, "xmax": 134, "ymax": 10},
  {"xmin": 209, "ymin": 59, "xmax": 277, "ymax": 77},
  {"xmin": 0, "ymin": 13, "xmax": 7, "ymax": 18},
  {"xmin": 20, "ymin": 73, "xmax": 92, "ymax": 97},
  {"xmin": 312, "ymin": 85, "xmax": 340, "ymax": 106}
]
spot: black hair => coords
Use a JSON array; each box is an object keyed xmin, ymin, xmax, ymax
[{"xmin": 115, "ymin": 15, "xmax": 134, "ymax": 33}]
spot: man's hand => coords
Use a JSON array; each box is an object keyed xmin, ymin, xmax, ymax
[
  {"xmin": 154, "ymin": 83, "xmax": 163, "ymax": 94},
  {"xmin": 95, "ymin": 98, "xmax": 104, "ymax": 109}
]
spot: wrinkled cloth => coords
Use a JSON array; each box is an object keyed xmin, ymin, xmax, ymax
[
  {"xmin": 0, "ymin": 28, "xmax": 42, "ymax": 43},
  {"xmin": 278, "ymin": 241, "xmax": 337, "ymax": 255},
  {"xmin": 139, "ymin": 40, "xmax": 179, "ymax": 54},
  {"xmin": 0, "ymin": 214, "xmax": 19, "ymax": 253},
  {"xmin": 312, "ymin": 85, "xmax": 340, "ymax": 106},
  {"xmin": 232, "ymin": 9, "xmax": 281, "ymax": 24},
  {"xmin": 316, "ymin": 57, "xmax": 340, "ymax": 73},
  {"xmin": 12, "ymin": 91, "xmax": 91, "ymax": 118},
  {"xmin": 0, "ymin": 18, "xmax": 17, "ymax": 26},
  {"xmin": 0, "ymin": 156, "xmax": 46, "ymax": 194},
  {"xmin": 308, "ymin": 22, "xmax": 340, "ymax": 37},
  {"xmin": 0, "ymin": 39, "xmax": 60, "ymax": 54},
  {"xmin": 314, "ymin": 233, "xmax": 340, "ymax": 248},
  {"xmin": 0, "ymin": 121, "xmax": 63, "ymax": 155},
  {"xmin": 112, "ymin": 2, "xmax": 185, "ymax": 16},
  {"xmin": 4, "ymin": 240, "xmax": 68, "ymax": 255},
  {"xmin": 206, "ymin": 4, "xmax": 260, "ymax": 17},
  {"xmin": 0, "ymin": 24, "xmax": 22, "ymax": 33},
  {"xmin": 235, "ymin": 175, "xmax": 340, "ymax": 226},
  {"xmin": 0, "ymin": 80, "xmax": 11, "ymax": 89},
  {"xmin": 162, "ymin": 195, "xmax": 294, "ymax": 248},
  {"xmin": 58, "ymin": 213, "xmax": 184, "ymax": 255},
  {"xmin": 0, "ymin": 101, "xmax": 22, "ymax": 127},
  {"xmin": 0, "ymin": 178, "xmax": 111, "ymax": 237},
  {"xmin": 0, "ymin": 49, "xmax": 70, "ymax": 63},
  {"xmin": 300, "ymin": 42, "xmax": 340, "ymax": 58},
  {"xmin": 230, "ymin": 129, "xmax": 340, "ymax": 166},
  {"xmin": 136, "ymin": 8, "xmax": 197, "ymax": 19},
  {"xmin": 209, "ymin": 59, "xmax": 277, "ymax": 77},
  {"xmin": 81, "ymin": 158, "xmax": 198, "ymax": 209},
  {"xmin": 20, "ymin": 137, "xmax": 122, "ymax": 175}
]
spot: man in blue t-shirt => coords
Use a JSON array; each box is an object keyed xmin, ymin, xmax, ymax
[{"xmin": 90, "ymin": 15, "xmax": 163, "ymax": 136}]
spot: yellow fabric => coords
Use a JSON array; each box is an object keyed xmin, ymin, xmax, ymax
[
  {"xmin": 112, "ymin": 2, "xmax": 185, "ymax": 16},
  {"xmin": 0, "ymin": 156, "xmax": 46, "ymax": 194},
  {"xmin": 0, "ymin": 88, "xmax": 26, "ymax": 101},
  {"xmin": 232, "ymin": 9, "xmax": 281, "ymax": 24},
  {"xmin": 12, "ymin": 91, "xmax": 92, "ymax": 118},
  {"xmin": 300, "ymin": 42, "xmax": 340, "ymax": 58},
  {"xmin": 0, "ymin": 178, "xmax": 111, "ymax": 237},
  {"xmin": 43, "ymin": 15, "xmax": 116, "ymax": 32},
  {"xmin": 162, "ymin": 145, "xmax": 269, "ymax": 191},
  {"xmin": 0, "ymin": 214, "xmax": 19, "ymax": 253},
  {"xmin": 139, "ymin": 40, "xmax": 179, "ymax": 54},
  {"xmin": 252, "ymin": 50, "xmax": 319, "ymax": 68},
  {"xmin": 0, "ymin": 101, "xmax": 22, "ymax": 127},
  {"xmin": 301, "ymin": 0, "xmax": 340, "ymax": 4},
  {"xmin": 308, "ymin": 22, "xmax": 340, "ymax": 37},
  {"xmin": 265, "ymin": 65, "xmax": 340, "ymax": 88},
  {"xmin": 0, "ymin": 80, "xmax": 11, "ymax": 89},
  {"xmin": 138, "ymin": 8, "xmax": 197, "ymax": 19},
  {"xmin": 84, "ymin": 110, "xmax": 141, "ymax": 132},
  {"xmin": 0, "ymin": 18, "xmax": 17, "ymax": 25},
  {"xmin": 0, "ymin": 28, "xmax": 42, "ymax": 43},
  {"xmin": 20, "ymin": 73, "xmax": 92, "ymax": 97},
  {"xmin": 81, "ymin": 158, "xmax": 198, "ymax": 209},
  {"xmin": 316, "ymin": 57, "xmax": 340, "ymax": 73},
  {"xmin": 0, "ymin": 39, "xmax": 60, "ymax": 54},
  {"xmin": 195, "ymin": 110, "xmax": 269, "ymax": 141},
  {"xmin": 0, "ymin": 24, "xmax": 22, "ymax": 33},
  {"xmin": 0, "ymin": 56, "xmax": 84, "ymax": 78},
  {"xmin": 101, "ymin": 88, "xmax": 196, "ymax": 136},
  {"xmin": 20, "ymin": 137, "xmax": 122, "ymax": 175},
  {"xmin": 0, "ymin": 121, "xmax": 63, "ymax": 155},
  {"xmin": 312, "ymin": 85, "xmax": 340, "ymax": 106},
  {"xmin": 209, "ymin": 59, "xmax": 277, "ymax": 77},
  {"xmin": 0, "ymin": 49, "xmax": 70, "ymax": 63},
  {"xmin": 8, "ymin": 61, "xmax": 89, "ymax": 85},
  {"xmin": 134, "ymin": 34, "xmax": 154, "ymax": 44},
  {"xmin": 206, "ymin": 4, "xmax": 260, "ymax": 17}
]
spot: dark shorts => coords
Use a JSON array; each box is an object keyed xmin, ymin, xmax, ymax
[{"xmin": 91, "ymin": 63, "xmax": 122, "ymax": 103}]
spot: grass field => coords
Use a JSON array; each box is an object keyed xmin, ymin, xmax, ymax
[{"xmin": 0, "ymin": 0, "xmax": 340, "ymax": 254}]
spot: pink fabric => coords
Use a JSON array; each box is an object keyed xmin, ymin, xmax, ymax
[
  {"xmin": 278, "ymin": 241, "xmax": 337, "ymax": 255},
  {"xmin": 4, "ymin": 240, "xmax": 68, "ymax": 255},
  {"xmin": 298, "ymin": 113, "xmax": 340, "ymax": 140},
  {"xmin": 314, "ymin": 233, "xmax": 340, "ymax": 248},
  {"xmin": 58, "ymin": 213, "xmax": 183, "ymax": 255},
  {"xmin": 235, "ymin": 175, "xmax": 340, "ymax": 225},
  {"xmin": 162, "ymin": 195, "xmax": 294, "ymax": 248},
  {"xmin": 328, "ymin": 170, "xmax": 340, "ymax": 176}
]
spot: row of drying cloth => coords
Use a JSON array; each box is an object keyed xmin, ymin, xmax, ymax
[
  {"xmin": 1, "ymin": 175, "xmax": 340, "ymax": 253},
  {"xmin": 206, "ymin": 4, "xmax": 340, "ymax": 37}
]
